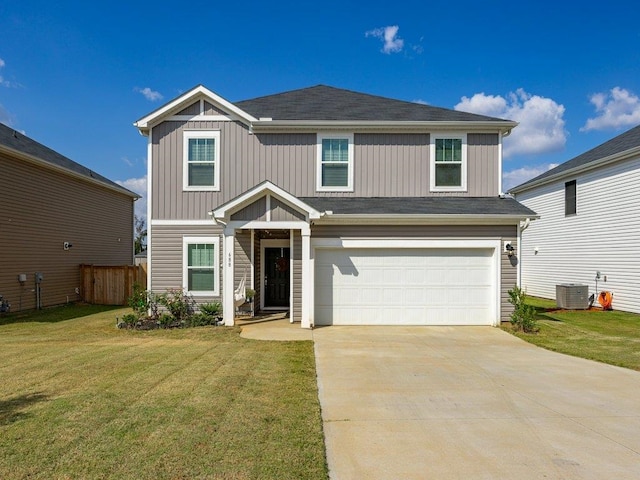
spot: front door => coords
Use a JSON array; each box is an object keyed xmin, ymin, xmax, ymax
[{"xmin": 264, "ymin": 247, "xmax": 290, "ymax": 308}]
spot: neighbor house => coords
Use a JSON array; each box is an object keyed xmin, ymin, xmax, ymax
[
  {"xmin": 510, "ymin": 124, "xmax": 640, "ymax": 313},
  {"xmin": 0, "ymin": 123, "xmax": 139, "ymax": 311},
  {"xmin": 134, "ymin": 85, "xmax": 536, "ymax": 328}
]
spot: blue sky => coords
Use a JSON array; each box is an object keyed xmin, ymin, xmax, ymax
[{"xmin": 2, "ymin": 0, "xmax": 640, "ymax": 219}]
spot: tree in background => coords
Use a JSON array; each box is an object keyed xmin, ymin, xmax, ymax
[{"xmin": 134, "ymin": 215, "xmax": 147, "ymax": 254}]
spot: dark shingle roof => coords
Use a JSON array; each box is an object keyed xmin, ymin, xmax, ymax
[
  {"xmin": 236, "ymin": 85, "xmax": 514, "ymax": 123},
  {"xmin": 0, "ymin": 123, "xmax": 138, "ymax": 197},
  {"xmin": 511, "ymin": 124, "xmax": 640, "ymax": 192},
  {"xmin": 300, "ymin": 196, "xmax": 536, "ymax": 217}
]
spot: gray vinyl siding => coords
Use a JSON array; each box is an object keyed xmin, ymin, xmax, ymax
[
  {"xmin": 177, "ymin": 102, "xmax": 200, "ymax": 115},
  {"xmin": 292, "ymin": 231, "xmax": 302, "ymax": 322},
  {"xmin": 271, "ymin": 198, "xmax": 307, "ymax": 221},
  {"xmin": 311, "ymin": 224, "xmax": 517, "ymax": 322},
  {"xmin": 150, "ymin": 224, "xmax": 223, "ymax": 303},
  {"xmin": 1, "ymin": 153, "xmax": 135, "ymax": 311},
  {"xmin": 204, "ymin": 101, "xmax": 226, "ymax": 115},
  {"xmin": 151, "ymin": 120, "xmax": 501, "ymax": 220},
  {"xmin": 468, "ymin": 134, "xmax": 499, "ymax": 196},
  {"xmin": 231, "ymin": 197, "xmax": 267, "ymax": 221}
]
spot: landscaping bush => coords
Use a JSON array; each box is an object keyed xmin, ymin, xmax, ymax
[
  {"xmin": 199, "ymin": 302, "xmax": 222, "ymax": 317},
  {"xmin": 121, "ymin": 288, "xmax": 222, "ymax": 330},
  {"xmin": 508, "ymin": 286, "xmax": 538, "ymax": 333},
  {"xmin": 118, "ymin": 313, "xmax": 139, "ymax": 329},
  {"xmin": 157, "ymin": 289, "xmax": 196, "ymax": 324}
]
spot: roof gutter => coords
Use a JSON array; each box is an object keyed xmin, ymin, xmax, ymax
[
  {"xmin": 313, "ymin": 213, "xmax": 538, "ymax": 225},
  {"xmin": 250, "ymin": 120, "xmax": 517, "ymax": 134}
]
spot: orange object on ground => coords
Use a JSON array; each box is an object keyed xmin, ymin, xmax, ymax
[{"xmin": 598, "ymin": 291, "xmax": 613, "ymax": 310}]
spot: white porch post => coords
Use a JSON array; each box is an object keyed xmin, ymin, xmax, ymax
[
  {"xmin": 223, "ymin": 226, "xmax": 235, "ymax": 326},
  {"xmin": 301, "ymin": 226, "xmax": 312, "ymax": 329}
]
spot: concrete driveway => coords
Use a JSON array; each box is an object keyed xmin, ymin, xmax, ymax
[{"xmin": 313, "ymin": 326, "xmax": 640, "ymax": 480}]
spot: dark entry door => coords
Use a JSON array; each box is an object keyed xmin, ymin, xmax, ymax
[{"xmin": 264, "ymin": 247, "xmax": 290, "ymax": 307}]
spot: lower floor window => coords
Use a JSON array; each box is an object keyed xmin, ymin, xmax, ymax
[{"xmin": 183, "ymin": 237, "xmax": 219, "ymax": 295}]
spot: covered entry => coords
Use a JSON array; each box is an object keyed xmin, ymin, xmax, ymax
[{"xmin": 211, "ymin": 182, "xmax": 320, "ymax": 328}]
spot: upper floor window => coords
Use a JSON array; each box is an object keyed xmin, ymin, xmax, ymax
[
  {"xmin": 317, "ymin": 133, "xmax": 354, "ymax": 192},
  {"xmin": 183, "ymin": 130, "xmax": 220, "ymax": 191},
  {"xmin": 183, "ymin": 237, "xmax": 219, "ymax": 296},
  {"xmin": 565, "ymin": 180, "xmax": 576, "ymax": 216},
  {"xmin": 430, "ymin": 133, "xmax": 467, "ymax": 192}
]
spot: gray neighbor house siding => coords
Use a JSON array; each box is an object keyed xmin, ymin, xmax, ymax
[
  {"xmin": 0, "ymin": 124, "xmax": 138, "ymax": 312},
  {"xmin": 140, "ymin": 85, "xmax": 534, "ymax": 326}
]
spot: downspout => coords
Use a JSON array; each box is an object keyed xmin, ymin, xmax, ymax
[{"xmin": 517, "ymin": 217, "xmax": 531, "ymax": 288}]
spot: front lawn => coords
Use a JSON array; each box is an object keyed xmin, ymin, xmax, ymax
[
  {"xmin": 0, "ymin": 306, "xmax": 327, "ymax": 479},
  {"xmin": 504, "ymin": 296, "xmax": 640, "ymax": 371}
]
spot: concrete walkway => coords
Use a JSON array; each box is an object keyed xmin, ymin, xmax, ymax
[{"xmin": 240, "ymin": 321, "xmax": 640, "ymax": 479}]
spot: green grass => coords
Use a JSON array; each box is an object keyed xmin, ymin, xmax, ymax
[
  {"xmin": 504, "ymin": 296, "xmax": 640, "ymax": 371},
  {"xmin": 0, "ymin": 307, "xmax": 328, "ymax": 479}
]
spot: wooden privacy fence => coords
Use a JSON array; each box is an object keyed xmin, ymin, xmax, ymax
[{"xmin": 80, "ymin": 264, "xmax": 147, "ymax": 305}]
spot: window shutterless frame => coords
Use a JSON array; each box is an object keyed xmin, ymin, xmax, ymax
[
  {"xmin": 430, "ymin": 133, "xmax": 467, "ymax": 192},
  {"xmin": 565, "ymin": 180, "xmax": 577, "ymax": 216},
  {"xmin": 183, "ymin": 236, "xmax": 220, "ymax": 296},
  {"xmin": 316, "ymin": 133, "xmax": 354, "ymax": 192},
  {"xmin": 183, "ymin": 130, "xmax": 221, "ymax": 191}
]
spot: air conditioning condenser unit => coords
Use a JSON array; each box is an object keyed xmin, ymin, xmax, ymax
[{"xmin": 556, "ymin": 284, "xmax": 589, "ymax": 310}]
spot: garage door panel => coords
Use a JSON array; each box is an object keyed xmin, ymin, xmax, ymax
[{"xmin": 314, "ymin": 248, "xmax": 494, "ymax": 326}]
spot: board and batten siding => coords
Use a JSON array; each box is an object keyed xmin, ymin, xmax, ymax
[
  {"xmin": 151, "ymin": 119, "xmax": 500, "ymax": 220},
  {"xmin": 292, "ymin": 231, "xmax": 302, "ymax": 322},
  {"xmin": 311, "ymin": 224, "xmax": 517, "ymax": 322},
  {"xmin": 1, "ymin": 153, "xmax": 135, "ymax": 311},
  {"xmin": 515, "ymin": 155, "xmax": 640, "ymax": 314}
]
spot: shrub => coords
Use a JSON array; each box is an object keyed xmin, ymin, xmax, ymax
[
  {"xmin": 157, "ymin": 289, "xmax": 195, "ymax": 323},
  {"xmin": 127, "ymin": 283, "xmax": 160, "ymax": 319},
  {"xmin": 119, "ymin": 313, "xmax": 139, "ymax": 329},
  {"xmin": 507, "ymin": 286, "xmax": 538, "ymax": 333},
  {"xmin": 157, "ymin": 313, "xmax": 174, "ymax": 328},
  {"xmin": 199, "ymin": 302, "xmax": 222, "ymax": 317},
  {"xmin": 187, "ymin": 313, "xmax": 213, "ymax": 328}
]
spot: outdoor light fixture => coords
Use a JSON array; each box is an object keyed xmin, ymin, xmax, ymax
[{"xmin": 505, "ymin": 243, "xmax": 515, "ymax": 257}]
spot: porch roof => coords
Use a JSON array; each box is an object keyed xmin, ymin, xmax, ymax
[{"xmin": 300, "ymin": 196, "xmax": 537, "ymax": 218}]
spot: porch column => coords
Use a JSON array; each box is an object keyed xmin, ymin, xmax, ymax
[
  {"xmin": 223, "ymin": 226, "xmax": 235, "ymax": 326},
  {"xmin": 301, "ymin": 227, "xmax": 312, "ymax": 329}
]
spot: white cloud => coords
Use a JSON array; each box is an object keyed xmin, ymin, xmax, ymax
[
  {"xmin": 503, "ymin": 163, "xmax": 558, "ymax": 191},
  {"xmin": 135, "ymin": 87, "xmax": 163, "ymax": 102},
  {"xmin": 0, "ymin": 103, "xmax": 15, "ymax": 126},
  {"xmin": 117, "ymin": 175, "xmax": 147, "ymax": 222},
  {"xmin": 365, "ymin": 25, "xmax": 404, "ymax": 54},
  {"xmin": 455, "ymin": 89, "xmax": 567, "ymax": 158},
  {"xmin": 581, "ymin": 87, "xmax": 640, "ymax": 131},
  {"xmin": 0, "ymin": 57, "xmax": 13, "ymax": 87},
  {"xmin": 412, "ymin": 99, "xmax": 429, "ymax": 105}
]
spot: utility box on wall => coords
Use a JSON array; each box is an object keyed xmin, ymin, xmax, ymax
[{"xmin": 556, "ymin": 284, "xmax": 589, "ymax": 309}]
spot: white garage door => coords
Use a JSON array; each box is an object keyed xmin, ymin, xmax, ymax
[{"xmin": 314, "ymin": 248, "xmax": 495, "ymax": 326}]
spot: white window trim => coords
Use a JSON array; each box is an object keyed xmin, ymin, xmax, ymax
[
  {"xmin": 183, "ymin": 236, "xmax": 220, "ymax": 296},
  {"xmin": 183, "ymin": 130, "xmax": 221, "ymax": 191},
  {"xmin": 316, "ymin": 133, "xmax": 354, "ymax": 192},
  {"xmin": 430, "ymin": 133, "xmax": 467, "ymax": 192}
]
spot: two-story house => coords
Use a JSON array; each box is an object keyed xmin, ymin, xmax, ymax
[{"xmin": 134, "ymin": 85, "xmax": 535, "ymax": 328}]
